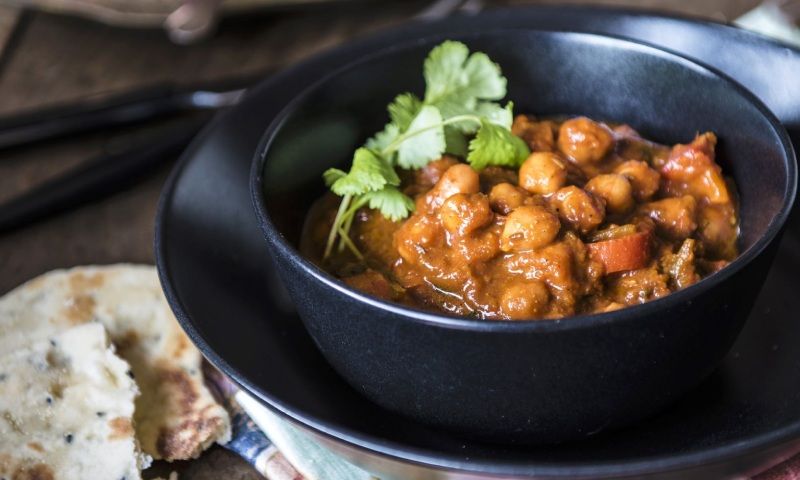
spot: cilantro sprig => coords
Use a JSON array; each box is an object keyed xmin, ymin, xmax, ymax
[{"xmin": 323, "ymin": 41, "xmax": 530, "ymax": 260}]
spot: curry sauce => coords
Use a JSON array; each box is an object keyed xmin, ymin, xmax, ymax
[{"xmin": 303, "ymin": 115, "xmax": 739, "ymax": 320}]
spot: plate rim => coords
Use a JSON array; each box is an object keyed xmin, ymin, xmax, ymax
[{"xmin": 156, "ymin": 5, "xmax": 800, "ymax": 477}]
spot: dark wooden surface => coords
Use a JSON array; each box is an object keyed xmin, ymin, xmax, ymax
[{"xmin": 0, "ymin": 1, "xmax": 760, "ymax": 477}]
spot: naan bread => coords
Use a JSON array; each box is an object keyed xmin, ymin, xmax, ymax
[
  {"xmin": 0, "ymin": 265, "xmax": 231, "ymax": 461},
  {"xmin": 0, "ymin": 323, "xmax": 148, "ymax": 480}
]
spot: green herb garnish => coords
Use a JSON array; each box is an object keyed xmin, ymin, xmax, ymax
[{"xmin": 323, "ymin": 40, "xmax": 530, "ymax": 259}]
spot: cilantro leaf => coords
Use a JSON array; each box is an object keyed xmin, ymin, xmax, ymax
[
  {"xmin": 395, "ymin": 105, "xmax": 446, "ymax": 169},
  {"xmin": 363, "ymin": 186, "xmax": 415, "ymax": 221},
  {"xmin": 329, "ymin": 148, "xmax": 399, "ymax": 196},
  {"xmin": 444, "ymin": 125, "xmax": 468, "ymax": 157},
  {"xmin": 388, "ymin": 93, "xmax": 422, "ymax": 131},
  {"xmin": 462, "ymin": 51, "xmax": 506, "ymax": 100},
  {"xmin": 323, "ymin": 168, "xmax": 346, "ymax": 187},
  {"xmin": 423, "ymin": 40, "xmax": 507, "ymax": 107},
  {"xmin": 437, "ymin": 100, "xmax": 480, "ymax": 133},
  {"xmin": 423, "ymin": 41, "xmax": 470, "ymax": 103},
  {"xmin": 432, "ymin": 101, "xmax": 510, "ymax": 134},
  {"xmin": 476, "ymin": 101, "xmax": 513, "ymax": 130},
  {"xmin": 467, "ymin": 119, "xmax": 530, "ymax": 170},
  {"xmin": 366, "ymin": 123, "xmax": 399, "ymax": 153}
]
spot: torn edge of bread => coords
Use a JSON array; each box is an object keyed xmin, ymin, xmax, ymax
[
  {"xmin": 0, "ymin": 323, "xmax": 151, "ymax": 480},
  {"xmin": 0, "ymin": 264, "xmax": 232, "ymax": 461}
]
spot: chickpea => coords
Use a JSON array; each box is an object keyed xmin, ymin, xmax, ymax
[
  {"xmin": 639, "ymin": 195, "xmax": 697, "ymax": 240},
  {"xmin": 413, "ymin": 156, "xmax": 460, "ymax": 188},
  {"xmin": 489, "ymin": 183, "xmax": 528, "ymax": 214},
  {"xmin": 500, "ymin": 205, "xmax": 561, "ymax": 252},
  {"xmin": 585, "ymin": 174, "xmax": 634, "ymax": 214},
  {"xmin": 394, "ymin": 214, "xmax": 441, "ymax": 264},
  {"xmin": 519, "ymin": 152, "xmax": 568, "ymax": 195},
  {"xmin": 557, "ymin": 117, "xmax": 615, "ymax": 164},
  {"xmin": 421, "ymin": 164, "xmax": 480, "ymax": 212},
  {"xmin": 550, "ymin": 186, "xmax": 606, "ymax": 233},
  {"xmin": 613, "ymin": 160, "xmax": 661, "ymax": 201},
  {"xmin": 440, "ymin": 193, "xmax": 493, "ymax": 237},
  {"xmin": 457, "ymin": 229, "xmax": 501, "ymax": 263},
  {"xmin": 500, "ymin": 281, "xmax": 551, "ymax": 320}
]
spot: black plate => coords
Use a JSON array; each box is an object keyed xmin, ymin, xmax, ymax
[{"xmin": 156, "ymin": 7, "xmax": 800, "ymax": 479}]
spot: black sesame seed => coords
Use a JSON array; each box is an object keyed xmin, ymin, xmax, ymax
[
  {"xmin": 0, "ymin": 373, "xmax": 6, "ymax": 382},
  {"xmin": 96, "ymin": 411, "xmax": 105, "ymax": 417},
  {"xmin": 126, "ymin": 370, "xmax": 134, "ymax": 379},
  {"xmin": 46, "ymin": 396, "xmax": 53, "ymax": 405},
  {"xmin": 49, "ymin": 339, "xmax": 56, "ymax": 347},
  {"xmin": 65, "ymin": 434, "xmax": 73, "ymax": 444}
]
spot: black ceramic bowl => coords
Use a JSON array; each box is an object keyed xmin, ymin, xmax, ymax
[{"xmin": 251, "ymin": 30, "xmax": 797, "ymax": 444}]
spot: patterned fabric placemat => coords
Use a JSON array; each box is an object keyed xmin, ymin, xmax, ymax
[{"xmin": 235, "ymin": 390, "xmax": 800, "ymax": 480}]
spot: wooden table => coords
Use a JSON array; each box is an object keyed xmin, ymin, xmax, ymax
[{"xmin": 0, "ymin": 0, "xmax": 761, "ymax": 477}]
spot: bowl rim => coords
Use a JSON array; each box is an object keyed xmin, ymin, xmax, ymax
[{"xmin": 250, "ymin": 28, "xmax": 798, "ymax": 333}]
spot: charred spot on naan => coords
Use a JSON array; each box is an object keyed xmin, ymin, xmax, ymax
[
  {"xmin": 155, "ymin": 405, "xmax": 227, "ymax": 460},
  {"xmin": 67, "ymin": 271, "xmax": 106, "ymax": 291},
  {"xmin": 115, "ymin": 330, "xmax": 140, "ymax": 353},
  {"xmin": 171, "ymin": 333, "xmax": 191, "ymax": 359},
  {"xmin": 159, "ymin": 365, "xmax": 200, "ymax": 414},
  {"xmin": 61, "ymin": 294, "xmax": 96, "ymax": 325},
  {"xmin": 148, "ymin": 365, "xmax": 228, "ymax": 460},
  {"xmin": 108, "ymin": 417, "xmax": 135, "ymax": 441},
  {"xmin": 0, "ymin": 453, "xmax": 57, "ymax": 480},
  {"xmin": 12, "ymin": 463, "xmax": 54, "ymax": 480},
  {"xmin": 26, "ymin": 443, "xmax": 44, "ymax": 453}
]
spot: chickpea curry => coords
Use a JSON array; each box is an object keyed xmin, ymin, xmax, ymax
[
  {"xmin": 304, "ymin": 115, "xmax": 739, "ymax": 320},
  {"xmin": 301, "ymin": 41, "xmax": 738, "ymax": 321}
]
